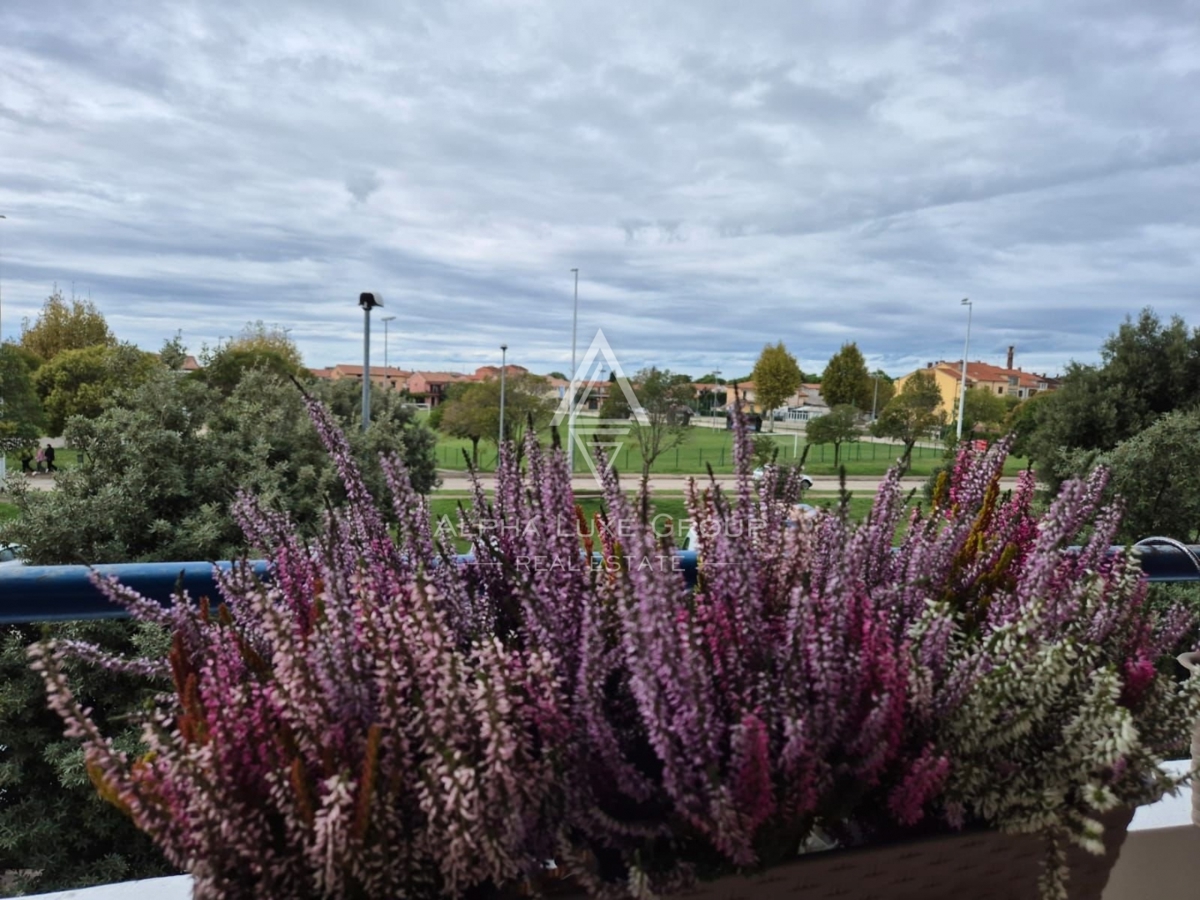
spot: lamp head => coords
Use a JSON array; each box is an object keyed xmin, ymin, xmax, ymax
[
  {"xmin": 500, "ymin": 343, "xmax": 507, "ymax": 352},
  {"xmin": 359, "ymin": 292, "xmax": 383, "ymax": 311},
  {"xmin": 961, "ymin": 297, "xmax": 971, "ymax": 306}
]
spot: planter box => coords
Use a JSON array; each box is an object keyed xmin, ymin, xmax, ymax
[
  {"xmin": 673, "ymin": 809, "xmax": 1133, "ymax": 900},
  {"xmin": 24, "ymin": 812, "xmax": 1136, "ymax": 900}
]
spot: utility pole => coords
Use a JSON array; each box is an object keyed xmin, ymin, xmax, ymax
[
  {"xmin": 568, "ymin": 268, "xmax": 579, "ymax": 473},
  {"xmin": 359, "ymin": 292, "xmax": 383, "ymax": 431},
  {"xmin": 956, "ymin": 298, "xmax": 973, "ymax": 442},
  {"xmin": 499, "ymin": 344, "xmax": 508, "ymax": 447}
]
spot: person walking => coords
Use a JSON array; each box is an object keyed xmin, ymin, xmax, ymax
[
  {"xmin": 34, "ymin": 446, "xmax": 46, "ymax": 475},
  {"xmin": 19, "ymin": 447, "xmax": 34, "ymax": 474},
  {"xmin": 44, "ymin": 443, "xmax": 57, "ymax": 473}
]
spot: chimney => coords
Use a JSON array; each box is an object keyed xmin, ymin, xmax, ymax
[{"xmin": 1006, "ymin": 346, "xmax": 1014, "ymax": 370}]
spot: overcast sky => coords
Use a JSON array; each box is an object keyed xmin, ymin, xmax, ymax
[{"xmin": 2, "ymin": 0, "xmax": 1199, "ymax": 380}]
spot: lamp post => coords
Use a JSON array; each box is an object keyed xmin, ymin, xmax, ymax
[
  {"xmin": 359, "ymin": 292, "xmax": 383, "ymax": 431},
  {"xmin": 499, "ymin": 344, "xmax": 508, "ymax": 446},
  {"xmin": 712, "ymin": 369, "xmax": 722, "ymax": 419},
  {"xmin": 871, "ymin": 371, "xmax": 881, "ymax": 422},
  {"xmin": 568, "ymin": 268, "xmax": 579, "ymax": 474},
  {"xmin": 956, "ymin": 297, "xmax": 973, "ymax": 443},
  {"xmin": 381, "ymin": 315, "xmax": 396, "ymax": 388}
]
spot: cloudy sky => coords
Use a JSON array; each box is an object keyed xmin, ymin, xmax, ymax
[{"xmin": 2, "ymin": 0, "xmax": 1199, "ymax": 380}]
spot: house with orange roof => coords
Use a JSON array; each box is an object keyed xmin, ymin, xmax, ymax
[
  {"xmin": 314, "ymin": 364, "xmax": 413, "ymax": 392},
  {"xmin": 895, "ymin": 347, "xmax": 1057, "ymax": 418}
]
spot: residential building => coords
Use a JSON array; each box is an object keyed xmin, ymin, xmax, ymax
[
  {"xmin": 895, "ymin": 347, "xmax": 1058, "ymax": 418},
  {"xmin": 311, "ymin": 364, "xmax": 413, "ymax": 392},
  {"xmin": 406, "ymin": 371, "xmax": 472, "ymax": 406}
]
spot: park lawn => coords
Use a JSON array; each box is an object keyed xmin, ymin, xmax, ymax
[
  {"xmin": 432, "ymin": 425, "xmax": 1026, "ymax": 479},
  {"xmin": 0, "ymin": 502, "xmax": 19, "ymax": 522},
  {"xmin": 424, "ymin": 489, "xmax": 922, "ymax": 554}
]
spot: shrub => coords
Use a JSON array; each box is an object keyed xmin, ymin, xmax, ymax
[{"xmin": 29, "ymin": 401, "xmax": 1200, "ymax": 899}]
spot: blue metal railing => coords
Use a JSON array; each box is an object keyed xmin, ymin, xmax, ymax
[{"xmin": 1, "ymin": 545, "xmax": 1197, "ymax": 625}]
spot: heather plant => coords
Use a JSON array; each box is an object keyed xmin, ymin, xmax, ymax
[{"xmin": 28, "ymin": 399, "xmax": 1200, "ymax": 900}]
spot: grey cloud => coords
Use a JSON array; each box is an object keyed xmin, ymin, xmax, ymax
[
  {"xmin": 345, "ymin": 170, "xmax": 383, "ymax": 203},
  {"xmin": 2, "ymin": 0, "xmax": 1199, "ymax": 381}
]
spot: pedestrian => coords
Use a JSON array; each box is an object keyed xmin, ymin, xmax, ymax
[
  {"xmin": 44, "ymin": 443, "xmax": 57, "ymax": 473},
  {"xmin": 34, "ymin": 446, "xmax": 46, "ymax": 474},
  {"xmin": 20, "ymin": 447, "xmax": 34, "ymax": 474}
]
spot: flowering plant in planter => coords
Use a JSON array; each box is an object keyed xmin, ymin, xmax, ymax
[{"xmin": 31, "ymin": 397, "xmax": 1200, "ymax": 900}]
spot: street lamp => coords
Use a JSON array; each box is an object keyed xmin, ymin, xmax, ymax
[
  {"xmin": 359, "ymin": 292, "xmax": 383, "ymax": 431},
  {"xmin": 871, "ymin": 370, "xmax": 881, "ymax": 422},
  {"xmin": 956, "ymin": 297, "xmax": 973, "ymax": 443},
  {"xmin": 712, "ymin": 369, "xmax": 722, "ymax": 418},
  {"xmin": 381, "ymin": 315, "xmax": 396, "ymax": 388},
  {"xmin": 568, "ymin": 268, "xmax": 579, "ymax": 473},
  {"xmin": 499, "ymin": 344, "xmax": 508, "ymax": 447}
]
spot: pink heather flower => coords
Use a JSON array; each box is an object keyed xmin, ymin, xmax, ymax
[{"xmin": 27, "ymin": 393, "xmax": 1200, "ymax": 900}]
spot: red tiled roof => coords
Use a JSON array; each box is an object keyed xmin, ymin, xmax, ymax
[{"xmin": 936, "ymin": 361, "xmax": 1050, "ymax": 390}]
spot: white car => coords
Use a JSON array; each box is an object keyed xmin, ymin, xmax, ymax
[
  {"xmin": 752, "ymin": 465, "xmax": 814, "ymax": 491},
  {"xmin": 0, "ymin": 544, "xmax": 25, "ymax": 569}
]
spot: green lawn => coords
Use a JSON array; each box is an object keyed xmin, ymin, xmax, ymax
[
  {"xmin": 425, "ymin": 488, "xmax": 917, "ymax": 553},
  {"xmin": 432, "ymin": 426, "xmax": 1025, "ymax": 478}
]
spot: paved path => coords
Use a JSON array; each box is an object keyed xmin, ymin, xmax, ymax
[
  {"xmin": 8, "ymin": 471, "xmax": 1025, "ymax": 498},
  {"xmin": 433, "ymin": 470, "xmax": 1025, "ymax": 495}
]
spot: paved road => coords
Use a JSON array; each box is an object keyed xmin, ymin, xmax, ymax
[
  {"xmin": 8, "ymin": 470, "xmax": 1024, "ymax": 497},
  {"xmin": 433, "ymin": 470, "xmax": 1025, "ymax": 495}
]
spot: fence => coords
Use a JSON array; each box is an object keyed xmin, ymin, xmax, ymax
[{"xmin": 437, "ymin": 439, "xmax": 942, "ymax": 472}]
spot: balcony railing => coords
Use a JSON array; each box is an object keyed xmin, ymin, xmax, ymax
[{"xmin": 1, "ymin": 543, "xmax": 1198, "ymax": 624}]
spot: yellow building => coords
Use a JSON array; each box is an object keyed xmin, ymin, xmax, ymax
[{"xmin": 895, "ymin": 358, "xmax": 1057, "ymax": 419}]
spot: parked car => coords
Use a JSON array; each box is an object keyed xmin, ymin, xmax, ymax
[
  {"xmin": 0, "ymin": 544, "xmax": 25, "ymax": 569},
  {"xmin": 752, "ymin": 465, "xmax": 814, "ymax": 492}
]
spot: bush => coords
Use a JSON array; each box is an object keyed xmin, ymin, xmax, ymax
[{"xmin": 30, "ymin": 414, "xmax": 1200, "ymax": 899}]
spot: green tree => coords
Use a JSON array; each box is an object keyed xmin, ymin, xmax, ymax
[
  {"xmin": 1102, "ymin": 409, "xmax": 1200, "ymax": 544},
  {"xmin": 439, "ymin": 384, "xmax": 491, "ymax": 466},
  {"xmin": 197, "ymin": 345, "xmax": 309, "ymax": 397},
  {"xmin": 1021, "ymin": 308, "xmax": 1200, "ymax": 487},
  {"xmin": 867, "ymin": 370, "xmax": 895, "ymax": 419},
  {"xmin": 955, "ymin": 387, "xmax": 1008, "ymax": 440},
  {"xmin": 821, "ymin": 342, "xmax": 872, "ymax": 411},
  {"xmin": 2, "ymin": 369, "xmax": 437, "ymax": 565},
  {"xmin": 0, "ymin": 342, "xmax": 45, "ymax": 451},
  {"xmin": 19, "ymin": 290, "xmax": 115, "ymax": 362},
  {"xmin": 33, "ymin": 342, "xmax": 159, "ymax": 436},
  {"xmin": 871, "ymin": 371, "xmax": 947, "ymax": 475},
  {"xmin": 805, "ymin": 404, "xmax": 861, "ymax": 466},
  {"xmin": 1004, "ymin": 392, "xmax": 1053, "ymax": 463},
  {"xmin": 750, "ymin": 342, "xmax": 802, "ymax": 431},
  {"xmin": 438, "ymin": 376, "xmax": 555, "ymax": 467},
  {"xmin": 628, "ymin": 367, "xmax": 694, "ymax": 518},
  {"xmin": 159, "ymin": 331, "xmax": 189, "ymax": 371},
  {"xmin": 599, "ymin": 377, "xmax": 632, "ymax": 421}
]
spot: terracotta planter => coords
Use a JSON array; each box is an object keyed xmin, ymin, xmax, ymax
[
  {"xmin": 664, "ymin": 809, "xmax": 1134, "ymax": 900},
  {"xmin": 1179, "ymin": 651, "xmax": 1200, "ymax": 828}
]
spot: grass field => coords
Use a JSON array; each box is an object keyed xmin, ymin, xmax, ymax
[
  {"xmin": 427, "ymin": 488, "xmax": 914, "ymax": 553},
  {"xmin": 432, "ymin": 425, "xmax": 1026, "ymax": 478}
]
